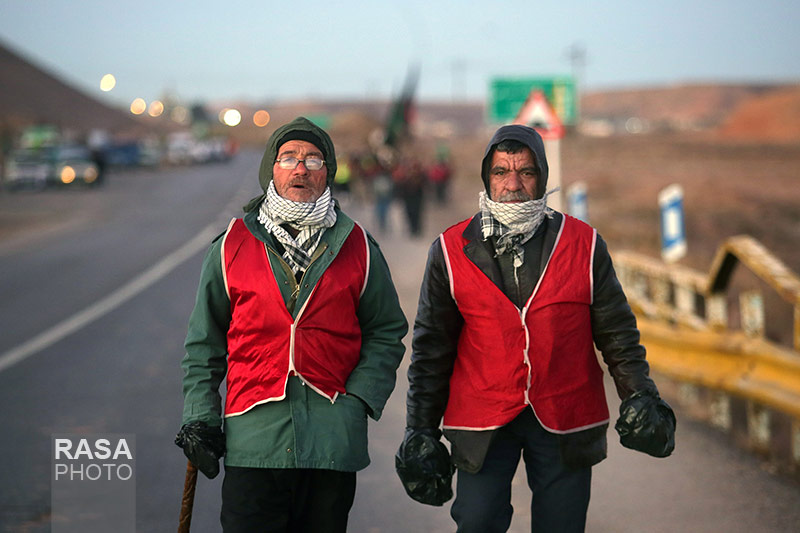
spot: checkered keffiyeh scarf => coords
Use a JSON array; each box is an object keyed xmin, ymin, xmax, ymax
[
  {"xmin": 258, "ymin": 181, "xmax": 337, "ymax": 274},
  {"xmin": 479, "ymin": 189, "xmax": 557, "ymax": 268}
]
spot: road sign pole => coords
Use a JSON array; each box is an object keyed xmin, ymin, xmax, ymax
[
  {"xmin": 658, "ymin": 184, "xmax": 687, "ymax": 262},
  {"xmin": 567, "ymin": 181, "xmax": 588, "ymax": 223},
  {"xmin": 544, "ymin": 138, "xmax": 563, "ymax": 211}
]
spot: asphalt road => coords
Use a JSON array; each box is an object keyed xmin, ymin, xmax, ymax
[{"xmin": 0, "ymin": 150, "xmax": 798, "ymax": 532}]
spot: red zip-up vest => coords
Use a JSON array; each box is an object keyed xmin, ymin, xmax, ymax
[
  {"xmin": 221, "ymin": 218, "xmax": 369, "ymax": 417},
  {"xmin": 440, "ymin": 214, "xmax": 609, "ymax": 433}
]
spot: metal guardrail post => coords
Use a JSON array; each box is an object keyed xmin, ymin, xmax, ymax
[
  {"xmin": 706, "ymin": 295, "xmax": 727, "ymax": 330},
  {"xmin": 675, "ymin": 285, "xmax": 695, "ymax": 316},
  {"xmin": 740, "ymin": 291, "xmax": 765, "ymax": 338},
  {"xmin": 795, "ymin": 305, "xmax": 800, "ymax": 353}
]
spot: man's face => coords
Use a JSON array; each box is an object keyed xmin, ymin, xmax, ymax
[
  {"xmin": 272, "ymin": 140, "xmax": 327, "ymax": 203},
  {"xmin": 488, "ymin": 148, "xmax": 538, "ymax": 202}
]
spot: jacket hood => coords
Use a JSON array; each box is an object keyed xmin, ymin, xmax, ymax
[
  {"xmin": 243, "ymin": 116, "xmax": 338, "ymax": 212},
  {"xmin": 481, "ymin": 124, "xmax": 548, "ymax": 199}
]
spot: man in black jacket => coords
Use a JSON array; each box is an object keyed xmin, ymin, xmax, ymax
[{"xmin": 398, "ymin": 124, "xmax": 675, "ymax": 532}]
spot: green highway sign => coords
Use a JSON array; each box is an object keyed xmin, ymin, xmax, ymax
[
  {"xmin": 488, "ymin": 77, "xmax": 577, "ymax": 125},
  {"xmin": 306, "ymin": 114, "xmax": 332, "ymax": 130}
]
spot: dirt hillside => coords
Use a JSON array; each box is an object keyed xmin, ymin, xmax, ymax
[
  {"xmin": 718, "ymin": 86, "xmax": 800, "ymax": 142},
  {"xmin": 0, "ymin": 40, "xmax": 151, "ymax": 135},
  {"xmin": 580, "ymin": 84, "xmax": 778, "ymax": 129}
]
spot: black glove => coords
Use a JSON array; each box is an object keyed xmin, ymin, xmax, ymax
[
  {"xmin": 174, "ymin": 421, "xmax": 226, "ymax": 479},
  {"xmin": 615, "ymin": 390, "xmax": 676, "ymax": 458},
  {"xmin": 395, "ymin": 427, "xmax": 454, "ymax": 506}
]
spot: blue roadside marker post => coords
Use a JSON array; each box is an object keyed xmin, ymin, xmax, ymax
[
  {"xmin": 567, "ymin": 182, "xmax": 588, "ymax": 224},
  {"xmin": 658, "ymin": 184, "xmax": 687, "ymax": 262}
]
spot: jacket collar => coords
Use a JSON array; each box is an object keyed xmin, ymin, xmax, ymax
[
  {"xmin": 461, "ymin": 214, "xmax": 503, "ymax": 292},
  {"xmin": 459, "ymin": 211, "xmax": 564, "ymax": 292},
  {"xmin": 540, "ymin": 211, "xmax": 562, "ymax": 274}
]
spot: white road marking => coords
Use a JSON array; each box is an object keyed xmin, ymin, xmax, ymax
[
  {"xmin": 0, "ymin": 166, "xmax": 258, "ymax": 374},
  {"xmin": 0, "ymin": 224, "xmax": 218, "ymax": 373}
]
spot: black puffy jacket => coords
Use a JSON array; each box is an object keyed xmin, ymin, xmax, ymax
[{"xmin": 406, "ymin": 212, "xmax": 659, "ymax": 473}]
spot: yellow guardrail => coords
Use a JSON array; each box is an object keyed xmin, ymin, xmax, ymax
[
  {"xmin": 633, "ymin": 320, "xmax": 800, "ymax": 420},
  {"xmin": 614, "ymin": 236, "xmax": 800, "ymax": 464}
]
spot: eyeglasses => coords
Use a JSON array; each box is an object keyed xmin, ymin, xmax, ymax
[{"xmin": 275, "ymin": 156, "xmax": 326, "ymax": 171}]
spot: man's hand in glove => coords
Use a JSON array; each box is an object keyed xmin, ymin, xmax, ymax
[
  {"xmin": 174, "ymin": 421, "xmax": 226, "ymax": 479},
  {"xmin": 395, "ymin": 427, "xmax": 454, "ymax": 506},
  {"xmin": 615, "ymin": 390, "xmax": 676, "ymax": 458}
]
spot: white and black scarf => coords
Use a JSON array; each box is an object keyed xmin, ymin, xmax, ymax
[
  {"xmin": 258, "ymin": 181, "xmax": 337, "ymax": 274},
  {"xmin": 479, "ymin": 189, "xmax": 557, "ymax": 268}
]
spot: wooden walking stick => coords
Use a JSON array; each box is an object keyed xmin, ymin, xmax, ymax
[{"xmin": 178, "ymin": 461, "xmax": 198, "ymax": 533}]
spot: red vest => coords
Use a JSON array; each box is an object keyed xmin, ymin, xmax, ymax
[
  {"xmin": 221, "ymin": 218, "xmax": 368, "ymax": 417},
  {"xmin": 440, "ymin": 215, "xmax": 609, "ymax": 433}
]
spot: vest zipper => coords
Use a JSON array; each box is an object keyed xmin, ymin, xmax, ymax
[
  {"xmin": 292, "ymin": 243, "xmax": 328, "ymax": 308},
  {"xmin": 265, "ymin": 242, "xmax": 329, "ymax": 314},
  {"xmin": 265, "ymin": 242, "xmax": 330, "ymax": 384}
]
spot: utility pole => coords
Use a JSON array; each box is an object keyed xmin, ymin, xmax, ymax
[
  {"xmin": 450, "ymin": 58, "xmax": 466, "ymax": 103},
  {"xmin": 566, "ymin": 42, "xmax": 587, "ymax": 119}
]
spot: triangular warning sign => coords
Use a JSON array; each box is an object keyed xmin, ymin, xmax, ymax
[{"xmin": 513, "ymin": 90, "xmax": 564, "ymax": 140}]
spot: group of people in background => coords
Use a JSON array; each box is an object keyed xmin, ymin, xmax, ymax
[{"xmin": 332, "ymin": 149, "xmax": 453, "ymax": 238}]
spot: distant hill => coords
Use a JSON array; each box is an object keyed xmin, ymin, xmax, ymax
[
  {"xmin": 717, "ymin": 85, "xmax": 800, "ymax": 142},
  {"xmin": 580, "ymin": 83, "xmax": 800, "ymax": 136},
  {"xmin": 0, "ymin": 40, "xmax": 150, "ymax": 136}
]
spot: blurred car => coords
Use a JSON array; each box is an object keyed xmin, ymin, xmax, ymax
[
  {"xmin": 102, "ymin": 138, "xmax": 163, "ymax": 168},
  {"xmin": 166, "ymin": 132, "xmax": 195, "ymax": 165},
  {"xmin": 4, "ymin": 147, "xmax": 51, "ymax": 190},
  {"xmin": 137, "ymin": 138, "xmax": 163, "ymax": 166},
  {"xmin": 165, "ymin": 132, "xmax": 236, "ymax": 165},
  {"xmin": 3, "ymin": 144, "xmax": 102, "ymax": 190},
  {"xmin": 50, "ymin": 145, "xmax": 103, "ymax": 186},
  {"xmin": 103, "ymin": 142, "xmax": 141, "ymax": 167}
]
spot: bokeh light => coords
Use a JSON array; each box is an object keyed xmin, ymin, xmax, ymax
[
  {"xmin": 60, "ymin": 166, "xmax": 76, "ymax": 184},
  {"xmin": 100, "ymin": 74, "xmax": 116, "ymax": 92},
  {"xmin": 84, "ymin": 167, "xmax": 99, "ymax": 183},
  {"xmin": 222, "ymin": 108, "xmax": 242, "ymax": 127},
  {"xmin": 148, "ymin": 100, "xmax": 165, "ymax": 117},
  {"xmin": 171, "ymin": 106, "xmax": 190, "ymax": 124},
  {"xmin": 130, "ymin": 98, "xmax": 147, "ymax": 115},
  {"xmin": 253, "ymin": 109, "xmax": 270, "ymax": 127}
]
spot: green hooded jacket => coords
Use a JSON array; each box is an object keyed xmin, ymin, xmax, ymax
[{"xmin": 181, "ymin": 117, "xmax": 407, "ymax": 470}]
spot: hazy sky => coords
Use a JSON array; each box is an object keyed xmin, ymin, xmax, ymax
[{"xmin": 1, "ymin": 0, "xmax": 798, "ymax": 107}]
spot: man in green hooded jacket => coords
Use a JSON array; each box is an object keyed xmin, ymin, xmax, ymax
[{"xmin": 176, "ymin": 117, "xmax": 408, "ymax": 532}]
